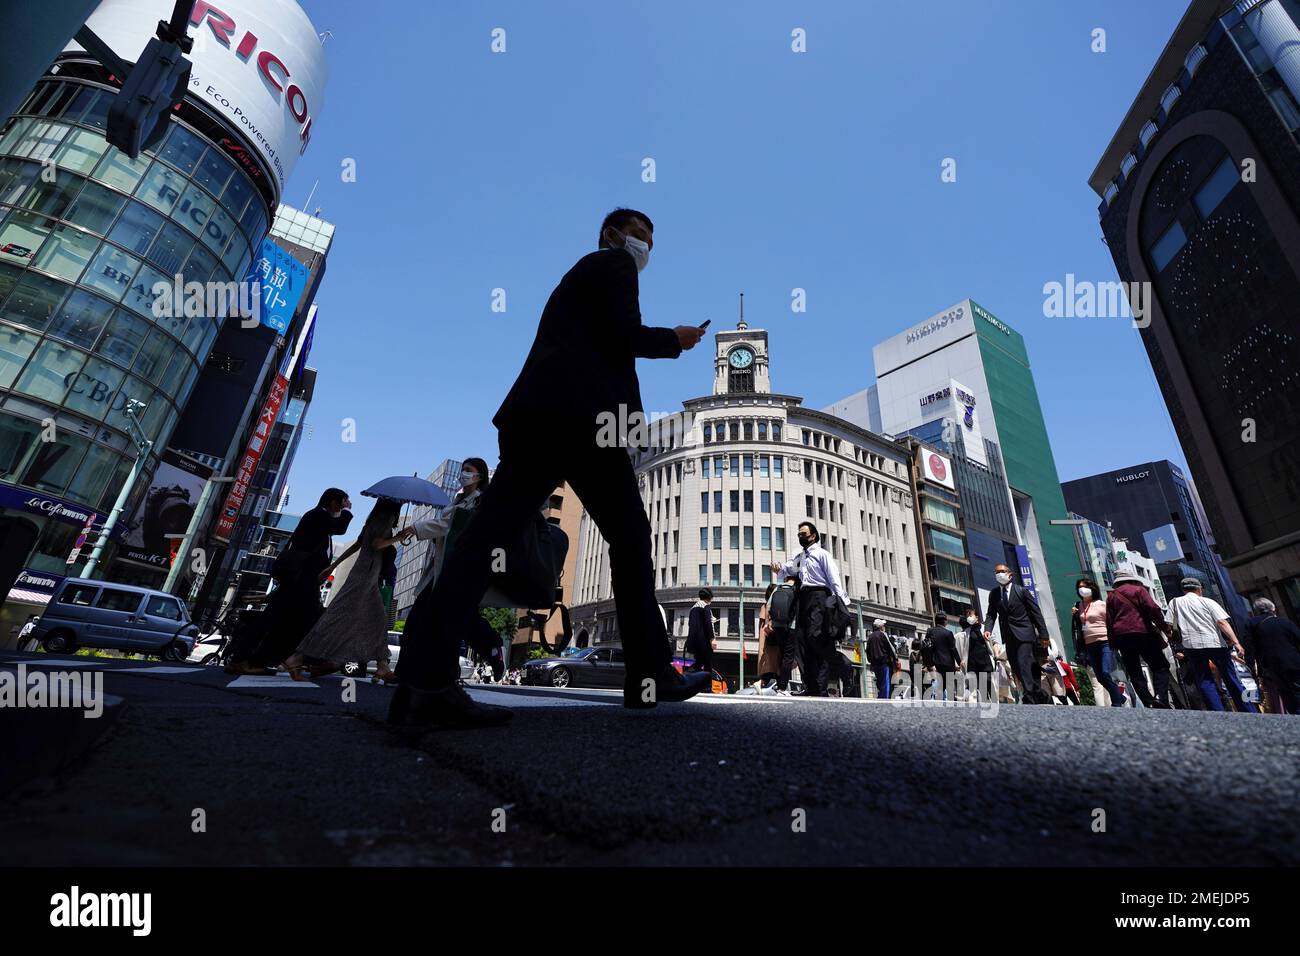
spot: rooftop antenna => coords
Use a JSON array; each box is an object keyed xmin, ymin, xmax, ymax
[
  {"xmin": 737, "ymin": 292, "xmax": 747, "ymax": 330},
  {"xmin": 302, "ymin": 178, "xmax": 320, "ymax": 212},
  {"xmin": 318, "ymin": 31, "xmax": 334, "ymax": 46}
]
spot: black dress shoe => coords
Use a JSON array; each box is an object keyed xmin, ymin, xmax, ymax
[
  {"xmin": 623, "ymin": 667, "xmax": 712, "ymax": 708},
  {"xmin": 387, "ymin": 682, "xmax": 513, "ymax": 730}
]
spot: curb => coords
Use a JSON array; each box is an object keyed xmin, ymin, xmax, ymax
[{"xmin": 0, "ymin": 694, "xmax": 125, "ymax": 796}]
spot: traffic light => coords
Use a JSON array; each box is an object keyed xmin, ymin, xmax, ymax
[{"xmin": 106, "ymin": 35, "xmax": 191, "ymax": 158}]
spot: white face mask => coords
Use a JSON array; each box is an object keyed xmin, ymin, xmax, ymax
[
  {"xmin": 995, "ymin": 572, "xmax": 1012, "ymax": 587},
  {"xmin": 618, "ymin": 233, "xmax": 650, "ymax": 273},
  {"xmin": 966, "ymin": 616, "xmax": 979, "ymax": 625},
  {"xmin": 459, "ymin": 471, "xmax": 477, "ymax": 488},
  {"xmin": 1078, "ymin": 587, "xmax": 1093, "ymax": 600}
]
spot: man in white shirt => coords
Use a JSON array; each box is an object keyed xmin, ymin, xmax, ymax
[
  {"xmin": 771, "ymin": 521, "xmax": 850, "ymax": 696},
  {"xmin": 1167, "ymin": 578, "xmax": 1257, "ymax": 713}
]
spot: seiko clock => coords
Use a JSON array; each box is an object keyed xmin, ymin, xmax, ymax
[{"xmin": 729, "ymin": 347, "xmax": 755, "ymax": 369}]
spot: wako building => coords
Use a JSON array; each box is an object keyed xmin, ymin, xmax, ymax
[
  {"xmin": 831, "ymin": 300, "xmax": 1079, "ymax": 650},
  {"xmin": 0, "ymin": 0, "xmax": 326, "ymax": 622},
  {"xmin": 1090, "ymin": 0, "xmax": 1300, "ymax": 615},
  {"xmin": 570, "ymin": 317, "xmax": 932, "ymax": 683}
]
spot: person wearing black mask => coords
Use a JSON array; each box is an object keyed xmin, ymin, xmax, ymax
[
  {"xmin": 772, "ymin": 521, "xmax": 851, "ymax": 696},
  {"xmin": 962, "ymin": 607, "xmax": 995, "ymax": 701}
]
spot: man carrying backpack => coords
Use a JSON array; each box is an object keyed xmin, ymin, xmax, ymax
[{"xmin": 761, "ymin": 579, "xmax": 798, "ymax": 693}]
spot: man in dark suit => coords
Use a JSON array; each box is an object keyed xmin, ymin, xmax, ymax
[
  {"xmin": 686, "ymin": 588, "xmax": 716, "ymax": 673},
  {"xmin": 983, "ymin": 562, "xmax": 1053, "ymax": 704},
  {"xmin": 925, "ymin": 613, "xmax": 963, "ymax": 700},
  {"xmin": 394, "ymin": 209, "xmax": 711, "ymax": 729},
  {"xmin": 227, "ymin": 488, "xmax": 353, "ymax": 674}
]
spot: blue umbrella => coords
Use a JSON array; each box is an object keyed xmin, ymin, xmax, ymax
[{"xmin": 361, "ymin": 475, "xmax": 452, "ymax": 508}]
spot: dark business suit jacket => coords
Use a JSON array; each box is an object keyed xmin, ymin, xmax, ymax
[
  {"xmin": 493, "ymin": 248, "xmax": 682, "ymax": 442},
  {"xmin": 927, "ymin": 626, "xmax": 962, "ymax": 671},
  {"xmin": 687, "ymin": 605, "xmax": 714, "ymax": 654},
  {"xmin": 983, "ymin": 583, "xmax": 1049, "ymax": 645},
  {"xmin": 285, "ymin": 506, "xmax": 354, "ymax": 579}
]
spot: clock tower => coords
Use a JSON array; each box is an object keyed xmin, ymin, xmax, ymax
[{"xmin": 713, "ymin": 294, "xmax": 771, "ymax": 395}]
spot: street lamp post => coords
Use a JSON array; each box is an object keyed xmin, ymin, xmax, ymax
[
  {"xmin": 856, "ymin": 600, "xmax": 869, "ymax": 698},
  {"xmin": 80, "ymin": 399, "xmax": 152, "ymax": 580}
]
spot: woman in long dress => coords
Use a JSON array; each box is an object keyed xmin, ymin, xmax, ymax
[{"xmin": 282, "ymin": 497, "xmax": 406, "ymax": 683}]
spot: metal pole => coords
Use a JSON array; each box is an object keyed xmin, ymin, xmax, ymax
[
  {"xmin": 81, "ymin": 401, "xmax": 152, "ymax": 580},
  {"xmin": 737, "ymin": 589, "xmax": 744, "ymax": 690},
  {"xmin": 856, "ymin": 600, "xmax": 868, "ymax": 698},
  {"xmin": 162, "ymin": 475, "xmax": 233, "ymax": 594}
]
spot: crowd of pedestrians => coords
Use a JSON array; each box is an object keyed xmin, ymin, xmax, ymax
[{"xmin": 214, "ymin": 206, "xmax": 1295, "ymax": 730}]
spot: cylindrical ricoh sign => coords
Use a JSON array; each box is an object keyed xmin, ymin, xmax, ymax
[{"xmin": 68, "ymin": 0, "xmax": 328, "ymax": 197}]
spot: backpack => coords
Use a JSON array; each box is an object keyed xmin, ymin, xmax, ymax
[{"xmin": 768, "ymin": 585, "xmax": 796, "ymax": 629}]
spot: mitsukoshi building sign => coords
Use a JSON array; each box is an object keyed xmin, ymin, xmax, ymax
[{"xmin": 70, "ymin": 0, "xmax": 328, "ymax": 196}]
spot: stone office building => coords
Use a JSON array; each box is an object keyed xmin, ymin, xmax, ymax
[{"xmin": 569, "ymin": 317, "xmax": 932, "ymax": 684}]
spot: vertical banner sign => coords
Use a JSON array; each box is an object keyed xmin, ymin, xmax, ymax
[
  {"xmin": 66, "ymin": 512, "xmax": 99, "ymax": 565},
  {"xmin": 246, "ymin": 239, "xmax": 309, "ymax": 335},
  {"xmin": 1014, "ymin": 544, "xmax": 1038, "ymax": 602},
  {"xmin": 213, "ymin": 374, "xmax": 289, "ymax": 542}
]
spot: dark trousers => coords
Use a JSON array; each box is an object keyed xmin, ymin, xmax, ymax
[
  {"xmin": 1265, "ymin": 667, "xmax": 1300, "ymax": 714},
  {"xmin": 243, "ymin": 573, "xmax": 323, "ymax": 667},
  {"xmin": 871, "ymin": 663, "xmax": 892, "ymax": 699},
  {"xmin": 397, "ymin": 431, "xmax": 669, "ymax": 691},
  {"xmin": 1181, "ymin": 647, "xmax": 1258, "ymax": 713},
  {"xmin": 1006, "ymin": 635, "xmax": 1045, "ymax": 703},
  {"xmin": 775, "ymin": 625, "xmax": 797, "ymax": 690},
  {"xmin": 1113, "ymin": 632, "xmax": 1170, "ymax": 706},
  {"xmin": 687, "ymin": 638, "xmax": 713, "ymax": 674},
  {"xmin": 1085, "ymin": 641, "xmax": 1127, "ymax": 706},
  {"xmin": 795, "ymin": 587, "xmax": 848, "ymax": 696}
]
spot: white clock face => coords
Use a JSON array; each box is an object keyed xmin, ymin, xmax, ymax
[{"xmin": 729, "ymin": 348, "xmax": 754, "ymax": 369}]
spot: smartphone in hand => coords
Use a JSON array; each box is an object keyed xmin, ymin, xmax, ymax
[{"xmin": 699, "ymin": 319, "xmax": 711, "ymax": 330}]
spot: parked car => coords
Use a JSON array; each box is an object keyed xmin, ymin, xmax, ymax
[
  {"xmin": 340, "ymin": 631, "xmax": 475, "ymax": 680},
  {"xmin": 186, "ymin": 633, "xmax": 227, "ymax": 666},
  {"xmin": 33, "ymin": 580, "xmax": 198, "ymax": 660},
  {"xmin": 523, "ymin": 645, "xmax": 626, "ymax": 688}
]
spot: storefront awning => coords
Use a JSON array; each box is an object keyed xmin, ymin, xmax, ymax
[{"xmin": 5, "ymin": 588, "xmax": 51, "ymax": 606}]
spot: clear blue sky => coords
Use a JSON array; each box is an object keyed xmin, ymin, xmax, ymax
[{"xmin": 281, "ymin": 0, "xmax": 1190, "ymax": 514}]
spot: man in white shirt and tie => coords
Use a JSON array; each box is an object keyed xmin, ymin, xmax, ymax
[{"xmin": 771, "ymin": 521, "xmax": 850, "ymax": 697}]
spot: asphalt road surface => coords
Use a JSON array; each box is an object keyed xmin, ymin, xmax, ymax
[{"xmin": 2, "ymin": 652, "xmax": 1297, "ymax": 866}]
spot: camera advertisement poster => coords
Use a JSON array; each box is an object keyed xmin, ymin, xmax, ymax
[{"xmin": 120, "ymin": 450, "xmax": 214, "ymax": 568}]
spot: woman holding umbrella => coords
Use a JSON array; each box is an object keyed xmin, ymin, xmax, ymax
[
  {"xmin": 282, "ymin": 496, "xmax": 407, "ymax": 682},
  {"xmin": 398, "ymin": 458, "xmax": 508, "ymax": 680}
]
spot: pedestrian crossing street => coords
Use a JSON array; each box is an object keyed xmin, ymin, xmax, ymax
[{"xmin": 1, "ymin": 655, "xmax": 893, "ymax": 708}]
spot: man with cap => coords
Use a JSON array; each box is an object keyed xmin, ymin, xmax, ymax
[
  {"xmin": 1104, "ymin": 568, "xmax": 1173, "ymax": 708},
  {"xmin": 865, "ymin": 618, "xmax": 898, "ymax": 699},
  {"xmin": 1245, "ymin": 597, "xmax": 1300, "ymax": 714},
  {"xmin": 1168, "ymin": 577, "xmax": 1258, "ymax": 713}
]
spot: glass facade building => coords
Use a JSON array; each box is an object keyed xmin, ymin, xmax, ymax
[{"xmin": 0, "ymin": 72, "xmax": 270, "ymax": 586}]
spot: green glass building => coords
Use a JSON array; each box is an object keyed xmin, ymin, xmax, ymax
[{"xmin": 970, "ymin": 300, "xmax": 1081, "ymax": 644}]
